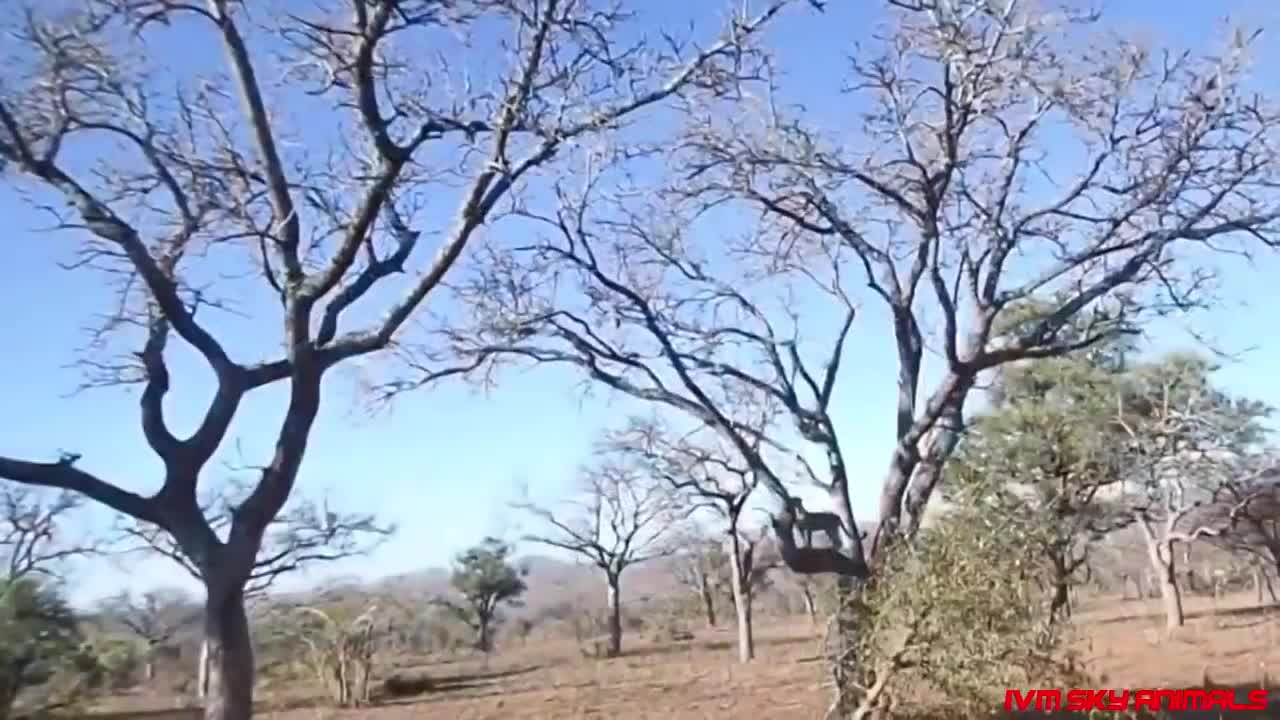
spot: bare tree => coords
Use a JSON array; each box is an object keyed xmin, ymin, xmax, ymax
[
  {"xmin": 436, "ymin": 0, "xmax": 1280, "ymax": 593},
  {"xmin": 670, "ymin": 529, "xmax": 730, "ymax": 629},
  {"xmin": 0, "ymin": 2, "xmax": 798, "ymax": 717},
  {"xmin": 1116, "ymin": 354, "xmax": 1273, "ymax": 632},
  {"xmin": 605, "ymin": 416, "xmax": 775, "ymax": 662},
  {"xmin": 99, "ymin": 588, "xmax": 201, "ymax": 682},
  {"xmin": 260, "ymin": 593, "xmax": 390, "ymax": 709},
  {"xmin": 1, "ymin": 486, "xmax": 101, "ymax": 586},
  {"xmin": 415, "ymin": 0, "xmax": 1280, "ymax": 708},
  {"xmin": 1208, "ymin": 469, "xmax": 1280, "ymax": 591},
  {"xmin": 515, "ymin": 458, "xmax": 681, "ymax": 657}
]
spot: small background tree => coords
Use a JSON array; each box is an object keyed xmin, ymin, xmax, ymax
[
  {"xmin": 670, "ymin": 530, "xmax": 731, "ymax": 629},
  {"xmin": 516, "ymin": 456, "xmax": 682, "ymax": 657},
  {"xmin": 605, "ymin": 417, "xmax": 772, "ymax": 662},
  {"xmin": 1117, "ymin": 353, "xmax": 1273, "ymax": 631},
  {"xmin": 948, "ymin": 338, "xmax": 1133, "ymax": 621},
  {"xmin": 98, "ymin": 588, "xmax": 201, "ymax": 683},
  {"xmin": 262, "ymin": 594, "xmax": 388, "ymax": 709},
  {"xmin": 436, "ymin": 537, "xmax": 528, "ymax": 653}
]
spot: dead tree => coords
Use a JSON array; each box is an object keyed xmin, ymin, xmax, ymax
[
  {"xmin": 514, "ymin": 458, "xmax": 681, "ymax": 658},
  {"xmin": 0, "ymin": 2, "xmax": 796, "ymax": 718},
  {"xmin": 670, "ymin": 531, "xmax": 729, "ymax": 629},
  {"xmin": 604, "ymin": 416, "xmax": 777, "ymax": 662},
  {"xmin": 1, "ymin": 486, "xmax": 101, "ymax": 587}
]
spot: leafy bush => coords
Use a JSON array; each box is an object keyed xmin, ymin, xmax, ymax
[
  {"xmin": 841, "ymin": 490, "xmax": 1083, "ymax": 719},
  {"xmin": 97, "ymin": 639, "xmax": 143, "ymax": 690},
  {"xmin": 0, "ymin": 578, "xmax": 85, "ymax": 720}
]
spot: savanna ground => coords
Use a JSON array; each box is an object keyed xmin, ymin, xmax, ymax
[{"xmin": 85, "ymin": 591, "xmax": 1280, "ymax": 720}]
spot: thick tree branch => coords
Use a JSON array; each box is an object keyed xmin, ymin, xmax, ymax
[{"xmin": 0, "ymin": 455, "xmax": 159, "ymax": 526}]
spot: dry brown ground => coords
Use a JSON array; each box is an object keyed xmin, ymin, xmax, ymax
[{"xmin": 86, "ymin": 591, "xmax": 1280, "ymax": 720}]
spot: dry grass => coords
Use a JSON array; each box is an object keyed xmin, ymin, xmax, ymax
[{"xmin": 82, "ymin": 591, "xmax": 1280, "ymax": 720}]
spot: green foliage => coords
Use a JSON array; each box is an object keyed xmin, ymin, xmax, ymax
[
  {"xmin": 845, "ymin": 489, "xmax": 1080, "ymax": 718},
  {"xmin": 1119, "ymin": 352, "xmax": 1272, "ymax": 454},
  {"xmin": 948, "ymin": 350, "xmax": 1133, "ymax": 617},
  {"xmin": 73, "ymin": 637, "xmax": 143, "ymax": 692},
  {"xmin": 442, "ymin": 537, "xmax": 528, "ymax": 652},
  {"xmin": 0, "ymin": 577, "xmax": 85, "ymax": 718}
]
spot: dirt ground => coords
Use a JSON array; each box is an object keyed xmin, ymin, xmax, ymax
[{"xmin": 87, "ymin": 591, "xmax": 1280, "ymax": 720}]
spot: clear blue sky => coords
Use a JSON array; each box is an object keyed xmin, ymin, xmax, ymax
[{"xmin": 2, "ymin": 1, "xmax": 1278, "ymax": 608}]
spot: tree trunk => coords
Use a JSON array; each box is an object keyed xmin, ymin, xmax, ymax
[
  {"xmin": 477, "ymin": 615, "xmax": 492, "ymax": 653},
  {"xmin": 606, "ymin": 574, "xmax": 622, "ymax": 658},
  {"xmin": 1181, "ymin": 545, "xmax": 1195, "ymax": 593},
  {"xmin": 1159, "ymin": 565, "xmax": 1184, "ymax": 631},
  {"xmin": 1145, "ymin": 540, "xmax": 1184, "ymax": 632},
  {"xmin": 1050, "ymin": 581, "xmax": 1071, "ymax": 621},
  {"xmin": 197, "ymin": 639, "xmax": 209, "ymax": 699},
  {"xmin": 801, "ymin": 583, "xmax": 818, "ymax": 625},
  {"xmin": 202, "ymin": 583, "xmax": 254, "ymax": 720},
  {"xmin": 728, "ymin": 534, "xmax": 754, "ymax": 663},
  {"xmin": 733, "ymin": 584, "xmax": 754, "ymax": 664},
  {"xmin": 1048, "ymin": 558, "xmax": 1071, "ymax": 622},
  {"xmin": 700, "ymin": 580, "xmax": 717, "ymax": 628}
]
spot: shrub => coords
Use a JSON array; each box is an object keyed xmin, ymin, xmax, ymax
[
  {"xmin": 0, "ymin": 578, "xmax": 85, "ymax": 719},
  {"xmin": 382, "ymin": 671, "xmax": 434, "ymax": 698},
  {"xmin": 840, "ymin": 492, "xmax": 1083, "ymax": 719}
]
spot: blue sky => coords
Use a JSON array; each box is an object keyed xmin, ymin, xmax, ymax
[{"xmin": 2, "ymin": 0, "xmax": 1279, "ymax": 608}]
